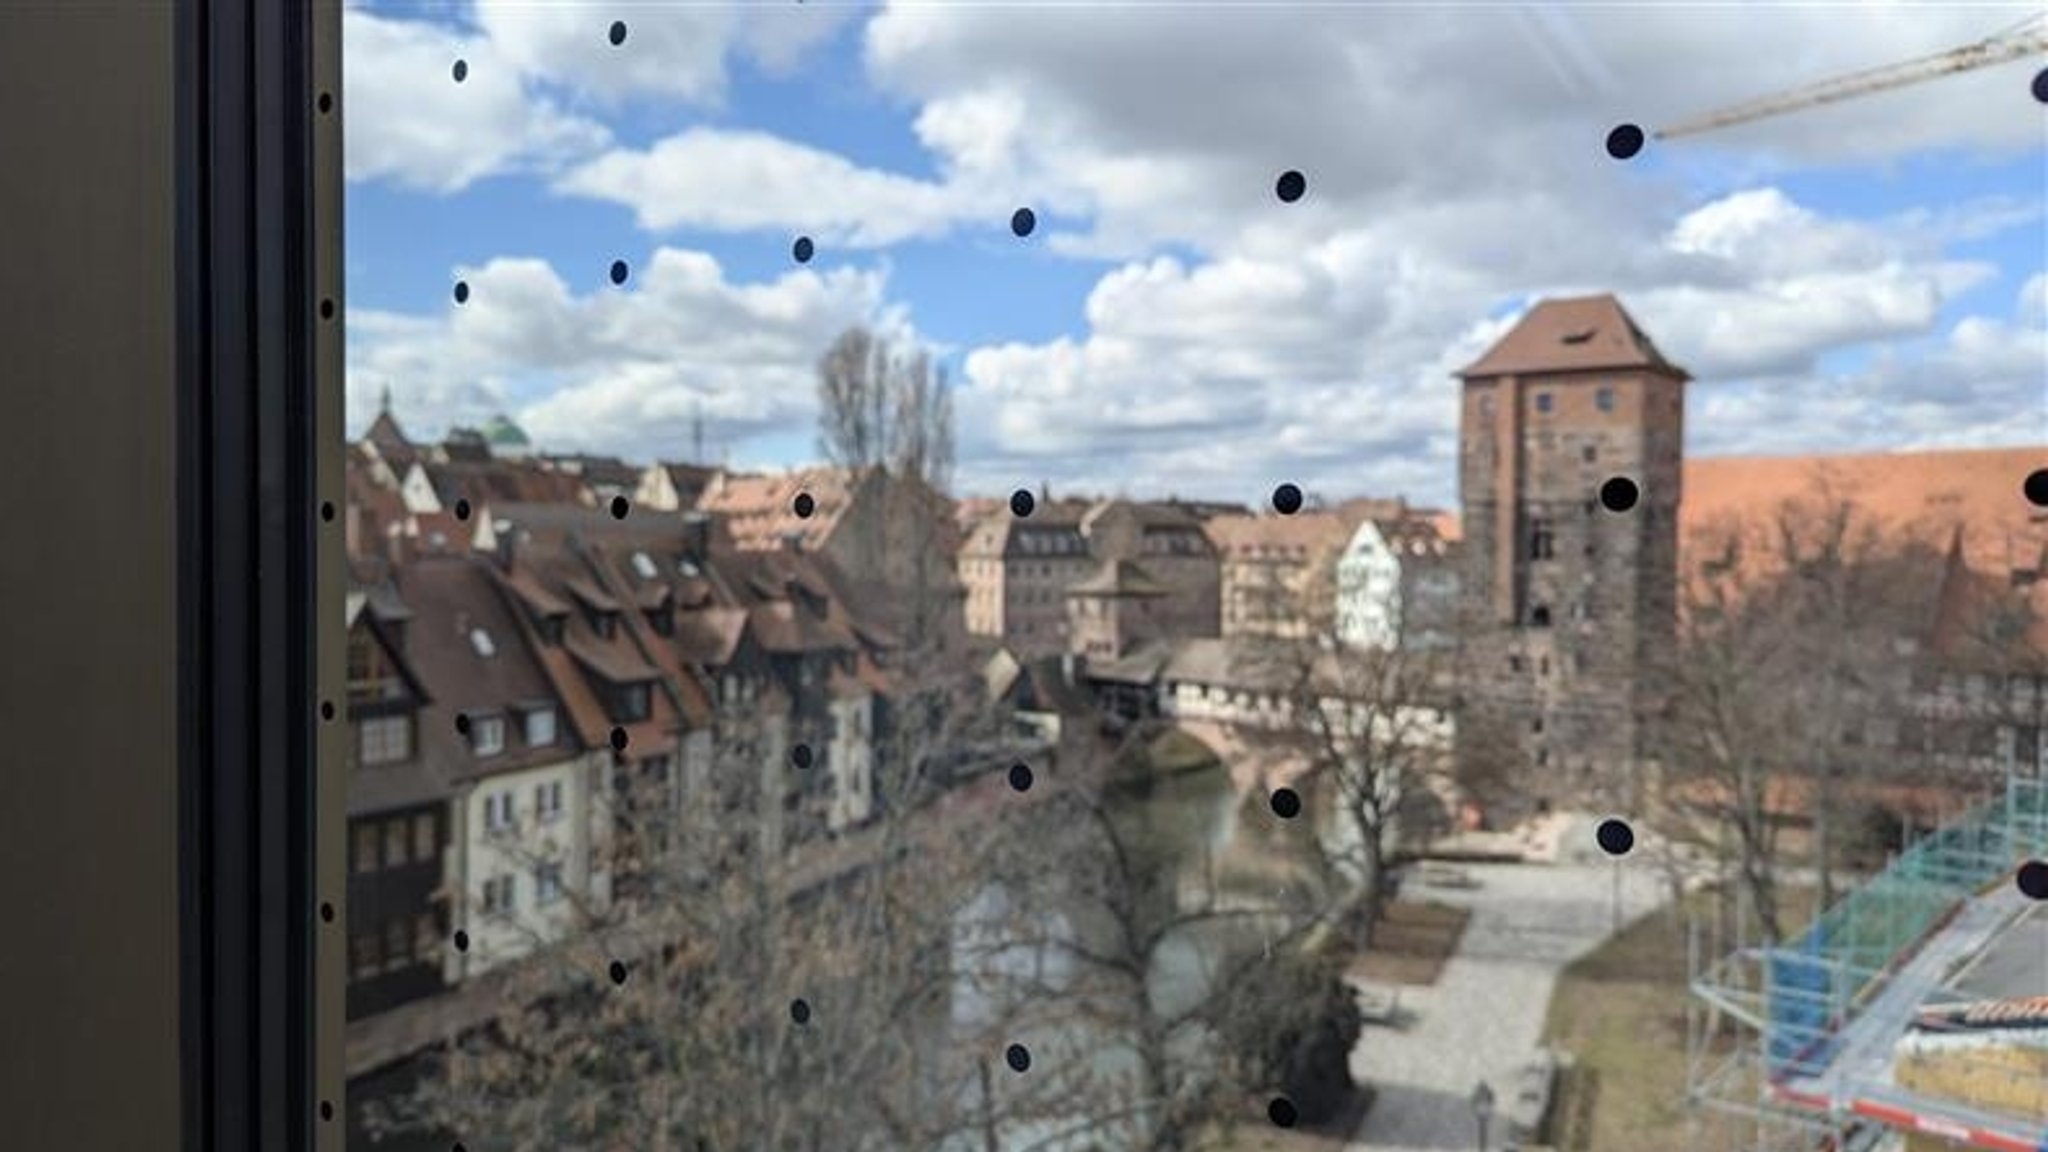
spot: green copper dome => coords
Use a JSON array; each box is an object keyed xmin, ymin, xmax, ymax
[{"xmin": 481, "ymin": 413, "xmax": 530, "ymax": 447}]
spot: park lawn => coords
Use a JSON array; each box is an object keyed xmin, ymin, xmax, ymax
[{"xmin": 1539, "ymin": 885, "xmax": 1819, "ymax": 1152}]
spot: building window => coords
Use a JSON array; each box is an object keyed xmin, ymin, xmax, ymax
[
  {"xmin": 1535, "ymin": 392, "xmax": 1553, "ymax": 414},
  {"xmin": 384, "ymin": 818, "xmax": 410, "ymax": 868},
  {"xmin": 614, "ymin": 682, "xmax": 652, "ymax": 723},
  {"xmin": 471, "ymin": 714, "xmax": 506, "ymax": 756},
  {"xmin": 384, "ymin": 920, "xmax": 411, "ymax": 973},
  {"xmin": 1508, "ymin": 655, "xmax": 1524, "ymax": 673},
  {"xmin": 353, "ymin": 823, "xmax": 379, "ymax": 874},
  {"xmin": 594, "ymin": 612, "xmax": 618, "ymax": 640},
  {"xmin": 1528, "ymin": 519, "xmax": 1555, "ymax": 561},
  {"xmin": 483, "ymin": 791, "xmax": 514, "ymax": 833},
  {"xmin": 536, "ymin": 780, "xmax": 564, "ymax": 823},
  {"xmin": 351, "ymin": 933, "xmax": 381, "ymax": 980},
  {"xmin": 524, "ymin": 706, "xmax": 557, "ymax": 748},
  {"xmin": 539, "ymin": 615, "xmax": 565, "ymax": 645},
  {"xmin": 415, "ymin": 913, "xmax": 439, "ymax": 963},
  {"xmin": 1530, "ymin": 605, "xmax": 1552, "ymax": 628},
  {"xmin": 412, "ymin": 812, "xmax": 437, "ymax": 863},
  {"xmin": 1581, "ymin": 446, "xmax": 1597, "ymax": 464},
  {"xmin": 535, "ymin": 862, "xmax": 564, "ymax": 906},
  {"xmin": 481, "ymin": 875, "xmax": 515, "ymax": 915},
  {"xmin": 1595, "ymin": 388, "xmax": 1614, "ymax": 412},
  {"xmin": 359, "ymin": 714, "xmax": 412, "ymax": 765}
]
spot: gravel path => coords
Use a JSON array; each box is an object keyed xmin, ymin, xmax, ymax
[{"xmin": 1344, "ymin": 859, "xmax": 1672, "ymax": 1151}]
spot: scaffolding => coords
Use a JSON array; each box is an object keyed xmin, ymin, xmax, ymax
[{"xmin": 1686, "ymin": 772, "xmax": 2048, "ymax": 1152}]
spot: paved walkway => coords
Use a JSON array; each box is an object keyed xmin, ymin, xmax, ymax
[{"xmin": 1344, "ymin": 859, "xmax": 1672, "ymax": 1151}]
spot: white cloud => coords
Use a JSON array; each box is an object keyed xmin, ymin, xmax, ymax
[
  {"xmin": 342, "ymin": 8, "xmax": 611, "ymax": 192},
  {"xmin": 347, "ymin": 247, "xmax": 913, "ymax": 464},
  {"xmin": 552, "ymin": 129, "xmax": 978, "ymax": 247}
]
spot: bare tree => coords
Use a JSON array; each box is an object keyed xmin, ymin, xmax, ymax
[{"xmin": 1660, "ymin": 487, "xmax": 1941, "ymax": 943}]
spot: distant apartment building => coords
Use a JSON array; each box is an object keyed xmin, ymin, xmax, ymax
[
  {"xmin": 1681, "ymin": 445, "xmax": 2048, "ymax": 792},
  {"xmin": 1336, "ymin": 515, "xmax": 1462, "ymax": 651},
  {"xmin": 1209, "ymin": 499, "xmax": 1402, "ymax": 640},
  {"xmin": 390, "ymin": 554, "xmax": 611, "ymax": 982},
  {"xmin": 343, "ymin": 573, "xmax": 449, "ymax": 1023},
  {"xmin": 1066, "ymin": 559, "xmax": 1173, "ymax": 662},
  {"xmin": 1079, "ymin": 499, "xmax": 1222, "ymax": 640},
  {"xmin": 959, "ymin": 500, "xmax": 1095, "ymax": 658}
]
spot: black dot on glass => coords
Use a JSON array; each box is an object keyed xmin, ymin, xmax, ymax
[
  {"xmin": 2018, "ymin": 859, "xmax": 2048, "ymax": 900},
  {"xmin": 1272, "ymin": 483, "xmax": 1303, "ymax": 516},
  {"xmin": 320, "ymin": 500, "xmax": 335, "ymax": 522},
  {"xmin": 454, "ymin": 498, "xmax": 471, "ymax": 522},
  {"xmin": 1004, "ymin": 1043, "xmax": 1031, "ymax": 1073},
  {"xmin": 793, "ymin": 492, "xmax": 816, "ymax": 518},
  {"xmin": 320, "ymin": 902, "xmax": 335, "ymax": 923},
  {"xmin": 319, "ymin": 298, "xmax": 335, "ymax": 320},
  {"xmin": 790, "ymin": 998, "xmax": 811, "ymax": 1025},
  {"xmin": 453, "ymin": 280, "xmax": 470, "ymax": 304},
  {"xmin": 610, "ymin": 727, "xmax": 629, "ymax": 751},
  {"xmin": 1008, "ymin": 762, "xmax": 1033, "ymax": 792},
  {"xmin": 1268, "ymin": 1097, "xmax": 1298, "ymax": 1128},
  {"xmin": 319, "ymin": 1101, "xmax": 334, "ymax": 1122},
  {"xmin": 1599, "ymin": 476, "xmax": 1640, "ymax": 513},
  {"xmin": 610, "ymin": 495, "xmax": 629, "ymax": 519},
  {"xmin": 1010, "ymin": 489, "xmax": 1035, "ymax": 518},
  {"xmin": 609, "ymin": 960, "xmax": 627, "ymax": 985},
  {"xmin": 793, "ymin": 235, "xmax": 815, "ymax": 264},
  {"xmin": 1275, "ymin": 169, "xmax": 1306, "ymax": 203},
  {"xmin": 1270, "ymin": 787, "xmax": 1301, "ymax": 819},
  {"xmin": 453, "ymin": 1144, "xmax": 467, "ymax": 1152},
  {"xmin": 609, "ymin": 259, "xmax": 629, "ymax": 286},
  {"xmin": 2024, "ymin": 468, "xmax": 2048, "ymax": 508},
  {"xmin": 1606, "ymin": 123, "xmax": 1645, "ymax": 160},
  {"xmin": 1597, "ymin": 817, "xmax": 1635, "ymax": 857},
  {"xmin": 454, "ymin": 713, "xmax": 471, "ymax": 736},
  {"xmin": 1010, "ymin": 208, "xmax": 1036, "ymax": 238},
  {"xmin": 452, "ymin": 59, "xmax": 468, "ymax": 84},
  {"xmin": 791, "ymin": 743, "xmax": 813, "ymax": 770},
  {"xmin": 453, "ymin": 929, "xmax": 469, "ymax": 953},
  {"xmin": 2032, "ymin": 67, "xmax": 2048, "ymax": 105},
  {"xmin": 317, "ymin": 92, "xmax": 333, "ymax": 114},
  {"xmin": 608, "ymin": 20, "xmax": 628, "ymax": 46},
  {"xmin": 320, "ymin": 700, "xmax": 336, "ymax": 722}
]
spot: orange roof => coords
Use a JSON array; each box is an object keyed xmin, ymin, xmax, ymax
[
  {"xmin": 1458, "ymin": 294, "xmax": 1688, "ymax": 381},
  {"xmin": 1681, "ymin": 446, "xmax": 2047, "ymax": 578},
  {"xmin": 696, "ymin": 466, "xmax": 865, "ymax": 552}
]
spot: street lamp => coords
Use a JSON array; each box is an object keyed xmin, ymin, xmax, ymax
[{"xmin": 1470, "ymin": 1080, "xmax": 1494, "ymax": 1152}]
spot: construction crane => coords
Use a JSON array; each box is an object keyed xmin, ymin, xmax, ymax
[{"xmin": 1654, "ymin": 12, "xmax": 2048, "ymax": 141}]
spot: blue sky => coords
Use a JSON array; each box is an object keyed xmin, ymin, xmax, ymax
[{"xmin": 342, "ymin": 1, "xmax": 2047, "ymax": 507}]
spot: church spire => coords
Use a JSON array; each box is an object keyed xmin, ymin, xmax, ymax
[{"xmin": 379, "ymin": 383, "xmax": 392, "ymax": 416}]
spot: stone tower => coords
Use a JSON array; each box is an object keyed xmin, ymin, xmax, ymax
[{"xmin": 1453, "ymin": 295, "xmax": 1689, "ymax": 816}]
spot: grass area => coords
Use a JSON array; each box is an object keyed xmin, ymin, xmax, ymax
[
  {"xmin": 1539, "ymin": 885, "xmax": 1820, "ymax": 1152},
  {"xmin": 1196, "ymin": 1087, "xmax": 1374, "ymax": 1151},
  {"xmin": 1353, "ymin": 900, "xmax": 1471, "ymax": 987}
]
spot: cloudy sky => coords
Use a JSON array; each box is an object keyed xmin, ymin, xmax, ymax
[{"xmin": 342, "ymin": 0, "xmax": 2047, "ymax": 509}]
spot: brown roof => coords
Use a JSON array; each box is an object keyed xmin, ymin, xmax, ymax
[
  {"xmin": 1206, "ymin": 510, "xmax": 1355, "ymax": 559},
  {"xmin": 426, "ymin": 460, "xmax": 591, "ymax": 510},
  {"xmin": 386, "ymin": 555, "xmax": 579, "ymax": 786},
  {"xmin": 696, "ymin": 466, "xmax": 867, "ymax": 552},
  {"xmin": 1458, "ymin": 294, "xmax": 1688, "ymax": 381}
]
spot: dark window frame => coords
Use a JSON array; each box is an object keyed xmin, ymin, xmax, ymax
[{"xmin": 176, "ymin": 2, "xmax": 333, "ymax": 1149}]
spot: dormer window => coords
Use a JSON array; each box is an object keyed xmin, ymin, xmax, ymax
[
  {"xmin": 523, "ymin": 706, "xmax": 557, "ymax": 748},
  {"xmin": 470, "ymin": 714, "xmax": 506, "ymax": 757},
  {"xmin": 647, "ymin": 606, "xmax": 674, "ymax": 636},
  {"xmin": 608, "ymin": 681, "xmax": 652, "ymax": 724},
  {"xmin": 533, "ymin": 611, "xmax": 566, "ymax": 646},
  {"xmin": 594, "ymin": 611, "xmax": 619, "ymax": 640}
]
